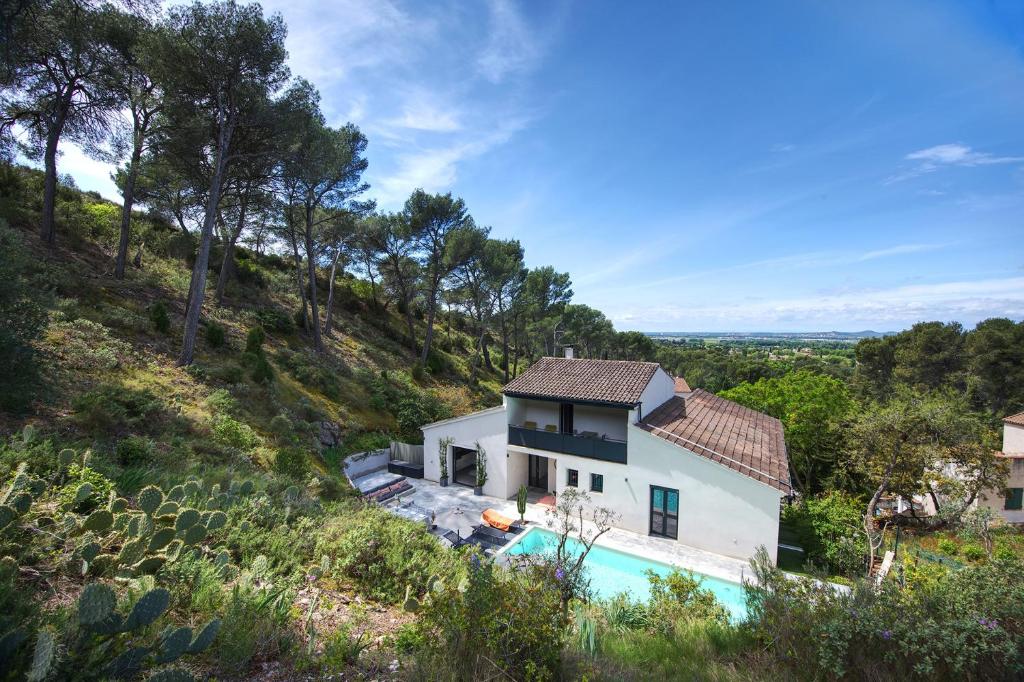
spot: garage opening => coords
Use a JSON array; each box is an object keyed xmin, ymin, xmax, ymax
[{"xmin": 452, "ymin": 446, "xmax": 477, "ymax": 487}]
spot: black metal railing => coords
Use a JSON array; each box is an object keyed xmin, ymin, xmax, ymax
[{"xmin": 507, "ymin": 425, "xmax": 627, "ymax": 464}]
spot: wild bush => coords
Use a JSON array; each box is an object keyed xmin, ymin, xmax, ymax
[
  {"xmin": 148, "ymin": 303, "xmax": 169, "ymax": 333},
  {"xmin": 210, "ymin": 414, "xmax": 259, "ymax": 451},
  {"xmin": 0, "ymin": 222, "xmax": 48, "ymax": 411},
  {"xmin": 273, "ymin": 447, "xmax": 309, "ymax": 480},
  {"xmin": 781, "ymin": 491, "xmax": 865, "ymax": 576},
  {"xmin": 244, "ymin": 325, "xmax": 266, "ymax": 354},
  {"xmin": 645, "ymin": 569, "xmax": 730, "ymax": 631},
  {"xmin": 205, "ymin": 322, "xmax": 226, "ymax": 349},
  {"xmin": 254, "ymin": 308, "xmax": 292, "ymax": 334},
  {"xmin": 251, "ymin": 353, "xmax": 274, "ymax": 384},
  {"xmin": 213, "ymin": 582, "xmax": 294, "ymax": 673},
  {"xmin": 411, "ymin": 551, "xmax": 567, "ymax": 681},
  {"xmin": 114, "ymin": 435, "xmax": 154, "ymax": 466},
  {"xmin": 317, "ymin": 507, "xmax": 455, "ymax": 602},
  {"xmin": 71, "ymin": 384, "xmax": 163, "ymax": 437},
  {"xmin": 745, "ymin": 547, "xmax": 1024, "ymax": 680}
]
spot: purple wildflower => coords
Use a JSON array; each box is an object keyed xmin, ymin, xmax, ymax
[
  {"xmin": 555, "ymin": 567, "xmax": 565, "ymax": 581},
  {"xmin": 881, "ymin": 630, "xmax": 892, "ymax": 640}
]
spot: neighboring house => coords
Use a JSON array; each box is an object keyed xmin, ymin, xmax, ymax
[
  {"xmin": 978, "ymin": 411, "xmax": 1024, "ymax": 523},
  {"xmin": 421, "ymin": 351, "xmax": 792, "ymax": 562}
]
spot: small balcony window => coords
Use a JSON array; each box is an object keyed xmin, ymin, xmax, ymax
[
  {"xmin": 590, "ymin": 473, "xmax": 604, "ymax": 493},
  {"xmin": 567, "ymin": 469, "xmax": 578, "ymax": 487}
]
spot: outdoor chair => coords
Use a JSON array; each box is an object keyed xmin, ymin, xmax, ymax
[
  {"xmin": 544, "ymin": 424, "xmax": 558, "ymax": 432},
  {"xmin": 523, "ymin": 420, "xmax": 538, "ymax": 430}
]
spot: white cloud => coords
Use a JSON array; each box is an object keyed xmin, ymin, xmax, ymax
[
  {"xmin": 887, "ymin": 143, "xmax": 1024, "ymax": 183},
  {"xmin": 476, "ymin": 0, "xmax": 542, "ymax": 83},
  {"xmin": 609, "ymin": 276, "xmax": 1024, "ymax": 331}
]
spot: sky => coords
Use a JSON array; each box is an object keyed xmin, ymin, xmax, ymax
[{"xmin": 50, "ymin": 0, "xmax": 1024, "ymax": 332}]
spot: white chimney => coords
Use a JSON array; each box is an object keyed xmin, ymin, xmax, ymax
[{"xmin": 564, "ymin": 346, "xmax": 574, "ymax": 359}]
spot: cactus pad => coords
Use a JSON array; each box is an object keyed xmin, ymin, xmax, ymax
[
  {"xmin": 134, "ymin": 556, "xmax": 166, "ymax": 575},
  {"xmin": 239, "ymin": 480, "xmax": 254, "ymax": 495},
  {"xmin": 187, "ymin": 619, "xmax": 221, "ymax": 654},
  {"xmin": 28, "ymin": 479, "xmax": 46, "ymax": 497},
  {"xmin": 73, "ymin": 482, "xmax": 94, "ymax": 506},
  {"xmin": 182, "ymin": 524, "xmax": 206, "ymax": 546},
  {"xmin": 80, "ymin": 541, "xmax": 101, "ymax": 562},
  {"xmin": 138, "ymin": 486, "xmax": 164, "ymax": 515},
  {"xmin": 205, "ymin": 511, "xmax": 227, "ymax": 531},
  {"xmin": 10, "ymin": 492, "xmax": 32, "ymax": 516},
  {"xmin": 104, "ymin": 645, "xmax": 150, "ymax": 678},
  {"xmin": 156, "ymin": 625, "xmax": 193, "ymax": 664},
  {"xmin": 78, "ymin": 583, "xmax": 117, "ymax": 626},
  {"xmin": 118, "ymin": 539, "xmax": 146, "ymax": 566},
  {"xmin": 163, "ymin": 540, "xmax": 183, "ymax": 562},
  {"xmin": 174, "ymin": 508, "xmax": 200, "ymax": 532},
  {"xmin": 124, "ymin": 588, "xmax": 170, "ymax": 631},
  {"xmin": 26, "ymin": 629, "xmax": 55, "ymax": 682},
  {"xmin": 155, "ymin": 501, "xmax": 179, "ymax": 517},
  {"xmin": 182, "ymin": 480, "xmax": 200, "ymax": 498},
  {"xmin": 0, "ymin": 505, "xmax": 15, "ymax": 531},
  {"xmin": 83, "ymin": 509, "xmax": 114, "ymax": 532},
  {"xmin": 59, "ymin": 448, "xmax": 76, "ymax": 467},
  {"xmin": 149, "ymin": 527, "xmax": 175, "ymax": 552},
  {"xmin": 110, "ymin": 497, "xmax": 129, "ymax": 513},
  {"xmin": 213, "ymin": 550, "xmax": 230, "ymax": 569},
  {"xmin": 167, "ymin": 485, "xmax": 185, "ymax": 502},
  {"xmin": 251, "ymin": 555, "xmax": 269, "ymax": 577}
]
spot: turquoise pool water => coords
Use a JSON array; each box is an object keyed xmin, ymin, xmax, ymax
[{"xmin": 504, "ymin": 527, "xmax": 748, "ymax": 620}]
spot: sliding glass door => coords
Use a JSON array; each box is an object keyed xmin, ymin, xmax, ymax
[{"xmin": 650, "ymin": 485, "xmax": 679, "ymax": 539}]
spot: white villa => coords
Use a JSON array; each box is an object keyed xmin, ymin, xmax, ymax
[
  {"xmin": 978, "ymin": 411, "xmax": 1024, "ymax": 523},
  {"xmin": 421, "ymin": 351, "xmax": 792, "ymax": 562}
]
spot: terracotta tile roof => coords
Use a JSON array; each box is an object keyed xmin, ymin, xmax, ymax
[
  {"xmin": 639, "ymin": 390, "xmax": 792, "ymax": 493},
  {"xmin": 502, "ymin": 357, "xmax": 660, "ymax": 405},
  {"xmin": 1004, "ymin": 411, "xmax": 1024, "ymax": 426},
  {"xmin": 674, "ymin": 376, "xmax": 691, "ymax": 393}
]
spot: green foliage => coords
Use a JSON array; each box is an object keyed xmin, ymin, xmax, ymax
[
  {"xmin": 780, "ymin": 491, "xmax": 866, "ymax": 577},
  {"xmin": 0, "ymin": 222, "xmax": 48, "ymax": 412},
  {"xmin": 413, "ymin": 551, "xmax": 567, "ymax": 681},
  {"xmin": 516, "ymin": 484, "xmax": 527, "ymax": 521},
  {"xmin": 272, "ymin": 447, "xmax": 309, "ymax": 480},
  {"xmin": 72, "ymin": 384, "xmax": 164, "ymax": 437},
  {"xmin": 210, "ymin": 414, "xmax": 259, "ymax": 451},
  {"xmin": 317, "ymin": 506, "xmax": 456, "ymax": 602},
  {"xmin": 213, "ymin": 582, "xmax": 293, "ymax": 673},
  {"xmin": 746, "ymin": 547, "xmax": 1024, "ymax": 680},
  {"xmin": 244, "ymin": 325, "xmax": 266, "ymax": 354},
  {"xmin": 116, "ymin": 435, "xmax": 155, "ymax": 466},
  {"xmin": 148, "ymin": 301, "xmax": 171, "ymax": 334},
  {"xmin": 645, "ymin": 569, "xmax": 730, "ymax": 630},
  {"xmin": 250, "ymin": 353, "xmax": 274, "ymax": 384},
  {"xmin": 204, "ymin": 322, "xmax": 226, "ymax": 349},
  {"xmin": 937, "ymin": 538, "xmax": 958, "ymax": 556},
  {"xmin": 961, "ymin": 543, "xmax": 985, "ymax": 561},
  {"xmin": 59, "ymin": 465, "xmax": 114, "ymax": 512}
]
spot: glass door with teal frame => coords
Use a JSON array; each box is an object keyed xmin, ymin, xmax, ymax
[{"xmin": 650, "ymin": 485, "xmax": 679, "ymax": 539}]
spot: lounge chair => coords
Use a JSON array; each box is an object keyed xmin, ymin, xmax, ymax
[
  {"xmin": 523, "ymin": 420, "xmax": 537, "ymax": 430},
  {"xmin": 481, "ymin": 508, "xmax": 515, "ymax": 532},
  {"xmin": 544, "ymin": 424, "xmax": 558, "ymax": 432}
]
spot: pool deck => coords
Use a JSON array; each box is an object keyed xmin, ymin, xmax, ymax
[{"xmin": 380, "ymin": 478, "xmax": 754, "ymax": 585}]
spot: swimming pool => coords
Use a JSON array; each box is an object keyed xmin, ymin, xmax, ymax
[{"xmin": 502, "ymin": 527, "xmax": 748, "ymax": 620}]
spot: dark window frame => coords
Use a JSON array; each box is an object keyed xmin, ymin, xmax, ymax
[
  {"xmin": 650, "ymin": 484, "xmax": 679, "ymax": 539},
  {"xmin": 567, "ymin": 468, "xmax": 578, "ymax": 487},
  {"xmin": 590, "ymin": 473, "xmax": 603, "ymax": 493},
  {"xmin": 1006, "ymin": 487, "xmax": 1024, "ymax": 511}
]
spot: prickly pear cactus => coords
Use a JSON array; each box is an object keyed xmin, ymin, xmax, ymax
[
  {"xmin": 138, "ymin": 486, "xmax": 163, "ymax": 516},
  {"xmin": 174, "ymin": 509, "xmax": 200, "ymax": 532},
  {"xmin": 123, "ymin": 588, "xmax": 170, "ymax": 631},
  {"xmin": 59, "ymin": 448, "xmax": 75, "ymax": 467},
  {"xmin": 155, "ymin": 501, "xmax": 179, "ymax": 517},
  {"xmin": 205, "ymin": 511, "xmax": 227, "ymax": 532},
  {"xmin": 79, "ymin": 541, "xmax": 101, "ymax": 562},
  {"xmin": 155, "ymin": 626, "xmax": 193, "ymax": 664},
  {"xmin": 0, "ymin": 505, "xmax": 15, "ymax": 531},
  {"xmin": 148, "ymin": 527, "xmax": 175, "ymax": 552},
  {"xmin": 110, "ymin": 497, "xmax": 129, "ymax": 513},
  {"xmin": 163, "ymin": 540, "xmax": 183, "ymax": 562},
  {"xmin": 187, "ymin": 619, "xmax": 221, "ymax": 654},
  {"xmin": 9, "ymin": 492, "xmax": 32, "ymax": 516},
  {"xmin": 73, "ymin": 482, "xmax": 94, "ymax": 506},
  {"xmin": 182, "ymin": 480, "xmax": 200, "ymax": 499},
  {"xmin": 26, "ymin": 629, "xmax": 55, "ymax": 682},
  {"xmin": 181, "ymin": 524, "xmax": 206, "ymax": 546},
  {"xmin": 134, "ymin": 556, "xmax": 166, "ymax": 576},
  {"xmin": 167, "ymin": 485, "xmax": 185, "ymax": 502},
  {"xmin": 78, "ymin": 583, "xmax": 117, "ymax": 626},
  {"xmin": 401, "ymin": 584, "xmax": 419, "ymax": 613},
  {"xmin": 83, "ymin": 509, "xmax": 114, "ymax": 532},
  {"xmin": 118, "ymin": 539, "xmax": 146, "ymax": 567}
]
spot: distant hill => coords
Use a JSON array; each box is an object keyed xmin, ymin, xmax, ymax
[{"xmin": 646, "ymin": 330, "xmax": 894, "ymax": 342}]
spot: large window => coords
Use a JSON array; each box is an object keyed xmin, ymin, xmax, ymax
[
  {"xmin": 567, "ymin": 469, "xmax": 578, "ymax": 487},
  {"xmin": 1006, "ymin": 488, "xmax": 1024, "ymax": 511},
  {"xmin": 590, "ymin": 473, "xmax": 603, "ymax": 493},
  {"xmin": 650, "ymin": 485, "xmax": 679, "ymax": 539}
]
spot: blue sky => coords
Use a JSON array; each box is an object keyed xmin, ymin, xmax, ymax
[{"xmin": 57, "ymin": 0, "xmax": 1024, "ymax": 332}]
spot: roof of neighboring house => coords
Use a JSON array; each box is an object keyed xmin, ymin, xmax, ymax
[
  {"xmin": 674, "ymin": 376, "xmax": 691, "ymax": 393},
  {"xmin": 638, "ymin": 390, "xmax": 792, "ymax": 493},
  {"xmin": 1004, "ymin": 411, "xmax": 1024, "ymax": 426},
  {"xmin": 502, "ymin": 357, "xmax": 660, "ymax": 405}
]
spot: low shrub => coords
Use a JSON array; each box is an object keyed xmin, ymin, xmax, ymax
[
  {"xmin": 255, "ymin": 308, "xmax": 292, "ymax": 334},
  {"xmin": 317, "ymin": 507, "xmax": 456, "ymax": 602},
  {"xmin": 148, "ymin": 300, "xmax": 170, "ymax": 334},
  {"xmin": 273, "ymin": 447, "xmax": 309, "ymax": 479},
  {"xmin": 961, "ymin": 543, "xmax": 986, "ymax": 561},
  {"xmin": 214, "ymin": 582, "xmax": 294, "ymax": 674},
  {"xmin": 645, "ymin": 569, "xmax": 730, "ymax": 631},
  {"xmin": 205, "ymin": 321, "xmax": 227, "ymax": 348},
  {"xmin": 251, "ymin": 353, "xmax": 274, "ymax": 384},
  {"xmin": 210, "ymin": 414, "xmax": 259, "ymax": 451},
  {"xmin": 71, "ymin": 384, "xmax": 163, "ymax": 437},
  {"xmin": 245, "ymin": 325, "xmax": 265, "ymax": 354},
  {"xmin": 57, "ymin": 464, "xmax": 115, "ymax": 512},
  {"xmin": 780, "ymin": 491, "xmax": 865, "ymax": 576},
  {"xmin": 114, "ymin": 434, "xmax": 154, "ymax": 466},
  {"xmin": 937, "ymin": 538, "xmax": 958, "ymax": 556}
]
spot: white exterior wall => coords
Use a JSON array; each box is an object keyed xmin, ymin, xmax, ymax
[
  {"xmin": 421, "ymin": 405, "xmax": 509, "ymax": 499},
  {"xmin": 1003, "ymin": 423, "xmax": 1024, "ymax": 454},
  {"xmin": 510, "ymin": 424, "xmax": 782, "ymax": 562},
  {"xmin": 633, "ymin": 366, "xmax": 675, "ymax": 422}
]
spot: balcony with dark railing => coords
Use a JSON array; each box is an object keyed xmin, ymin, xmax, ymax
[{"xmin": 507, "ymin": 425, "xmax": 627, "ymax": 464}]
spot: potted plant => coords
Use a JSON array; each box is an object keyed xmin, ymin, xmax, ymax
[
  {"xmin": 438, "ymin": 436, "xmax": 453, "ymax": 487},
  {"xmin": 473, "ymin": 442, "xmax": 487, "ymax": 495},
  {"xmin": 517, "ymin": 484, "xmax": 528, "ymax": 523}
]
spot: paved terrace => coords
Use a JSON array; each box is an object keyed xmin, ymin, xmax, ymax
[{"xmin": 385, "ymin": 478, "xmax": 754, "ymax": 585}]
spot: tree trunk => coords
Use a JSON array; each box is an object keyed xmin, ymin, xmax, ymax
[
  {"xmin": 864, "ymin": 455, "xmax": 897, "ymax": 577},
  {"xmin": 214, "ymin": 192, "xmax": 248, "ymax": 305},
  {"xmin": 286, "ymin": 213, "xmax": 309, "ymax": 330},
  {"xmin": 115, "ymin": 139, "xmax": 143, "ymax": 279},
  {"xmin": 420, "ymin": 295, "xmax": 437, "ymax": 365},
  {"xmin": 323, "ymin": 246, "xmax": 342, "ymax": 337},
  {"xmin": 304, "ymin": 204, "xmax": 323, "ymax": 352},
  {"xmin": 178, "ymin": 115, "xmax": 231, "ymax": 366},
  {"xmin": 40, "ymin": 124, "xmax": 62, "ymax": 245},
  {"xmin": 404, "ymin": 300, "xmax": 418, "ymax": 356}
]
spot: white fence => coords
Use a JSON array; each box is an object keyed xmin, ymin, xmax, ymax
[{"xmin": 391, "ymin": 441, "xmax": 424, "ymax": 464}]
